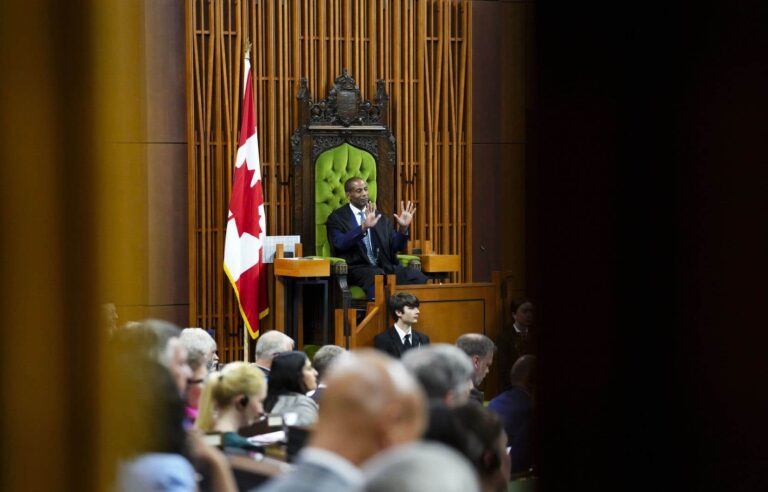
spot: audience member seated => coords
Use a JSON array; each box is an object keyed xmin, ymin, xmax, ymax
[
  {"xmin": 401, "ymin": 342, "xmax": 476, "ymax": 477},
  {"xmin": 196, "ymin": 362, "xmax": 268, "ymax": 453},
  {"xmin": 254, "ymin": 330, "xmax": 295, "ymax": 378},
  {"xmin": 499, "ymin": 298, "xmax": 536, "ymax": 387},
  {"xmin": 488, "ymin": 355, "xmax": 536, "ymax": 475},
  {"xmin": 362, "ymin": 442, "xmax": 480, "ymax": 492},
  {"xmin": 180, "ymin": 327, "xmax": 219, "ymax": 369},
  {"xmin": 308, "ymin": 345, "xmax": 345, "ymax": 403},
  {"xmin": 264, "ymin": 351, "xmax": 319, "ymax": 427},
  {"xmin": 179, "ymin": 327, "xmax": 219, "ymax": 427},
  {"xmin": 109, "ymin": 323, "xmax": 237, "ymax": 492},
  {"xmin": 252, "ymin": 349, "xmax": 427, "ymax": 492},
  {"xmin": 456, "ymin": 333, "xmax": 498, "ymax": 404},
  {"xmin": 137, "ymin": 319, "xmax": 194, "ymax": 396},
  {"xmin": 401, "ymin": 343, "xmax": 474, "ymax": 406},
  {"xmin": 453, "ymin": 403, "xmax": 511, "ymax": 492},
  {"xmin": 373, "ymin": 293, "xmax": 430, "ymax": 359}
]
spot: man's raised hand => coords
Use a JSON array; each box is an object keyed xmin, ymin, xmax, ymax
[
  {"xmin": 363, "ymin": 201, "xmax": 381, "ymax": 230},
  {"xmin": 394, "ymin": 200, "xmax": 416, "ymax": 230}
]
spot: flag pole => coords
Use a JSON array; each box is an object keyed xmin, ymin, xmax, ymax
[{"xmin": 242, "ymin": 41, "xmax": 251, "ymax": 362}]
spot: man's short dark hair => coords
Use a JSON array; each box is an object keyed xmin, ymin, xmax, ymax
[
  {"xmin": 345, "ymin": 176, "xmax": 364, "ymax": 193},
  {"xmin": 390, "ymin": 292, "xmax": 420, "ymax": 316},
  {"xmin": 511, "ymin": 297, "xmax": 531, "ymax": 314},
  {"xmin": 455, "ymin": 333, "xmax": 497, "ymax": 358}
]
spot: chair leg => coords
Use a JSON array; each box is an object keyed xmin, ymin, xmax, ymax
[{"xmin": 336, "ymin": 273, "xmax": 351, "ymax": 348}]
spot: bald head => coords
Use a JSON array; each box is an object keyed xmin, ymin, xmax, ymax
[{"xmin": 312, "ymin": 349, "xmax": 427, "ymax": 465}]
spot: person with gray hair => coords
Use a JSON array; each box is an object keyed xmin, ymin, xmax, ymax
[
  {"xmin": 401, "ymin": 344, "xmax": 474, "ymax": 406},
  {"xmin": 309, "ymin": 345, "xmax": 345, "ymax": 403},
  {"xmin": 179, "ymin": 328, "xmax": 219, "ymax": 427},
  {"xmin": 362, "ymin": 442, "xmax": 480, "ymax": 492},
  {"xmin": 180, "ymin": 327, "xmax": 218, "ymax": 370},
  {"xmin": 253, "ymin": 330, "xmax": 294, "ymax": 377},
  {"xmin": 122, "ymin": 319, "xmax": 192, "ymax": 396},
  {"xmin": 456, "ymin": 333, "xmax": 498, "ymax": 403}
]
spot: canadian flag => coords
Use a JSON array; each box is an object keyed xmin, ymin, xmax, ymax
[{"xmin": 223, "ymin": 56, "xmax": 268, "ymax": 338}]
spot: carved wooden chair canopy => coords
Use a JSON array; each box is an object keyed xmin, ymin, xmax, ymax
[{"xmin": 291, "ymin": 69, "xmax": 396, "ymax": 258}]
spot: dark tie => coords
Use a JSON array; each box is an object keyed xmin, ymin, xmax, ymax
[
  {"xmin": 403, "ymin": 333, "xmax": 413, "ymax": 350},
  {"xmin": 359, "ymin": 210, "xmax": 377, "ymax": 265}
]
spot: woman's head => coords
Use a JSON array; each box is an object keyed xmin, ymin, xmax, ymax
[
  {"xmin": 195, "ymin": 362, "xmax": 267, "ymax": 432},
  {"xmin": 265, "ymin": 351, "xmax": 317, "ymax": 411},
  {"xmin": 452, "ymin": 403, "xmax": 510, "ymax": 492}
]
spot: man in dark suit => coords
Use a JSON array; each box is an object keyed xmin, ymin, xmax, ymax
[
  {"xmin": 326, "ymin": 177, "xmax": 427, "ymax": 300},
  {"xmin": 374, "ymin": 292, "xmax": 430, "ymax": 358},
  {"xmin": 456, "ymin": 333, "xmax": 497, "ymax": 404}
]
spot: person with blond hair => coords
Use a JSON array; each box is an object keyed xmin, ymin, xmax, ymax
[{"xmin": 196, "ymin": 362, "xmax": 267, "ymax": 452}]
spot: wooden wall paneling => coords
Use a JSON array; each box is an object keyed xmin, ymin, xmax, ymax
[
  {"xmin": 459, "ymin": 0, "xmax": 473, "ymax": 281},
  {"xmin": 427, "ymin": 1, "xmax": 435, "ymax": 263},
  {"xmin": 392, "ymin": 0, "xmax": 401, "ymax": 215},
  {"xmin": 367, "ymin": 0, "xmax": 375, "ymax": 87},
  {"xmin": 201, "ymin": 0, "xmax": 211, "ymax": 331},
  {"xmin": 417, "ymin": 0, "xmax": 426, "ymax": 244},
  {"xmin": 215, "ymin": 0, "xmax": 226, "ymax": 357},
  {"xmin": 292, "ymin": 0, "xmax": 301, "ymax": 139},
  {"xmin": 281, "ymin": 0, "xmax": 289, "ymax": 231},
  {"xmin": 187, "ymin": 0, "xmax": 198, "ymax": 334},
  {"xmin": 318, "ymin": 0, "xmax": 326, "ymax": 93}
]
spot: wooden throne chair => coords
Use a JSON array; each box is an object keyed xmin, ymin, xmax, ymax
[{"xmin": 290, "ymin": 70, "xmax": 420, "ymax": 346}]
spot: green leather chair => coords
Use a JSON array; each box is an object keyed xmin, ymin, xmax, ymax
[
  {"xmin": 291, "ymin": 70, "xmax": 420, "ymax": 344},
  {"xmin": 313, "ymin": 143, "xmax": 420, "ymax": 301}
]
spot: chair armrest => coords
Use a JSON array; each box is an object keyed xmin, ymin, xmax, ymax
[
  {"xmin": 305, "ymin": 256, "xmax": 348, "ymax": 275},
  {"xmin": 397, "ymin": 254, "xmax": 422, "ymax": 271}
]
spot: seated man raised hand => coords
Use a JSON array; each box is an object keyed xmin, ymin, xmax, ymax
[{"xmin": 326, "ymin": 177, "xmax": 427, "ymax": 300}]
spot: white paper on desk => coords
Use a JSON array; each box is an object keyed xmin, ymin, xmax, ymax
[
  {"xmin": 262, "ymin": 236, "xmax": 301, "ymax": 263},
  {"xmin": 248, "ymin": 430, "xmax": 286, "ymax": 445}
]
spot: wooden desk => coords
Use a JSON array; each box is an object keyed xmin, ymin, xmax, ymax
[
  {"xmin": 274, "ymin": 258, "xmax": 331, "ymax": 345},
  {"xmin": 274, "ymin": 258, "xmax": 330, "ymax": 277}
]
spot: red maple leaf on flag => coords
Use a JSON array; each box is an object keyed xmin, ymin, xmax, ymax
[{"xmin": 228, "ymin": 163, "xmax": 264, "ymax": 239}]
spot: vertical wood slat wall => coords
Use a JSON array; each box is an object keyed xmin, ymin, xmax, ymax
[{"xmin": 187, "ymin": 0, "xmax": 471, "ymax": 360}]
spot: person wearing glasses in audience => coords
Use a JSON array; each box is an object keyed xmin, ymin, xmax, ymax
[
  {"xmin": 179, "ymin": 327, "xmax": 219, "ymax": 428},
  {"xmin": 196, "ymin": 362, "xmax": 267, "ymax": 452}
]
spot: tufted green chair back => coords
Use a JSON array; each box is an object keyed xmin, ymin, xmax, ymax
[{"xmin": 315, "ymin": 143, "xmax": 378, "ymax": 257}]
